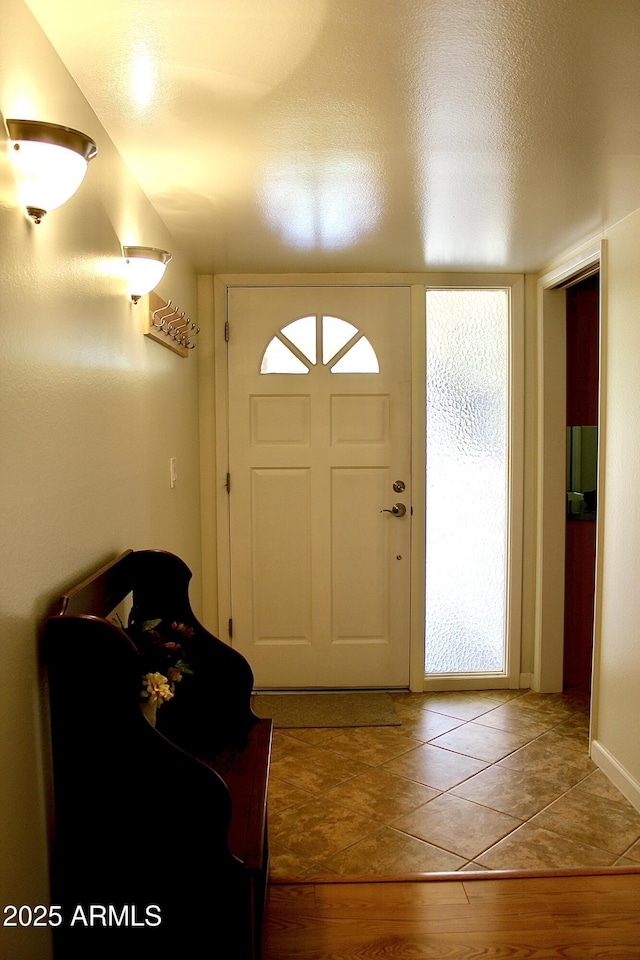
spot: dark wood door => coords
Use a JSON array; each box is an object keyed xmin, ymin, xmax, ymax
[{"xmin": 563, "ymin": 274, "xmax": 599, "ymax": 692}]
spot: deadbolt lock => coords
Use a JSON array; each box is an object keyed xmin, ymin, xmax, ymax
[{"xmin": 393, "ymin": 480, "xmax": 406, "ymax": 493}]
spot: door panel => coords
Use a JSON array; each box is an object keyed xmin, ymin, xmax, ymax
[
  {"xmin": 331, "ymin": 466, "xmax": 390, "ymax": 643},
  {"xmin": 252, "ymin": 467, "xmax": 311, "ymax": 645},
  {"xmin": 227, "ymin": 286, "xmax": 411, "ymax": 688}
]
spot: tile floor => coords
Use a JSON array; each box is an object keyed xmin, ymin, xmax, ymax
[{"xmin": 267, "ymin": 689, "xmax": 640, "ymax": 879}]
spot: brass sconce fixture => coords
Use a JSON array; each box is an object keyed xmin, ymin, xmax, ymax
[
  {"xmin": 7, "ymin": 118, "xmax": 97, "ymax": 223},
  {"xmin": 123, "ymin": 246, "xmax": 173, "ymax": 303}
]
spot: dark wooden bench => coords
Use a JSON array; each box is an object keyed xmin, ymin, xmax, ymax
[{"xmin": 43, "ymin": 548, "xmax": 272, "ymax": 960}]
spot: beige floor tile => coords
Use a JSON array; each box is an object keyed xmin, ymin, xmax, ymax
[
  {"xmin": 324, "ymin": 727, "xmax": 422, "ymax": 765},
  {"xmin": 517, "ymin": 691, "xmax": 587, "ymax": 717},
  {"xmin": 270, "ymin": 731, "xmax": 316, "ymax": 759},
  {"xmin": 399, "ymin": 709, "xmax": 464, "ymax": 742},
  {"xmin": 451, "ymin": 764, "xmax": 571, "ymax": 820},
  {"xmin": 391, "ymin": 692, "xmax": 434, "ymax": 708},
  {"xmin": 269, "ymin": 743, "xmax": 371, "ymax": 794},
  {"xmin": 485, "ymin": 693, "xmax": 575, "ymax": 728},
  {"xmin": 473, "ymin": 706, "xmax": 557, "ymax": 739},
  {"xmin": 321, "ymin": 826, "xmax": 468, "ymax": 876},
  {"xmin": 557, "ymin": 691, "xmax": 591, "ymax": 714},
  {"xmin": 284, "ymin": 728, "xmax": 344, "ymax": 746},
  {"xmin": 531, "ymin": 786, "xmax": 640, "ymax": 855},
  {"xmin": 429, "ymin": 721, "xmax": 531, "ymax": 762},
  {"xmin": 477, "ymin": 823, "xmax": 617, "ymax": 870},
  {"xmin": 390, "ymin": 695, "xmax": 434, "ymax": 721},
  {"xmin": 479, "ymin": 689, "xmax": 525, "ymax": 703},
  {"xmin": 269, "ymin": 796, "xmax": 379, "ymax": 861},
  {"xmin": 267, "ymin": 776, "xmax": 314, "ymax": 811},
  {"xmin": 497, "ymin": 729, "xmax": 595, "ymax": 784},
  {"xmin": 624, "ymin": 839, "xmax": 640, "ymax": 863},
  {"xmin": 262, "ymin": 690, "xmax": 627, "ymax": 880},
  {"xmin": 382, "ymin": 743, "xmax": 489, "ymax": 791},
  {"xmin": 392, "ymin": 793, "xmax": 523, "ymax": 861},
  {"xmin": 551, "ymin": 718, "xmax": 591, "ymax": 744},
  {"xmin": 322, "ymin": 766, "xmax": 440, "ymax": 822},
  {"xmin": 576, "ymin": 768, "xmax": 630, "ymax": 804},
  {"xmin": 419, "ymin": 692, "xmax": 507, "ymax": 721},
  {"xmin": 269, "ymin": 844, "xmax": 331, "ymax": 880},
  {"xmin": 533, "ymin": 726, "xmax": 591, "ymax": 751}
]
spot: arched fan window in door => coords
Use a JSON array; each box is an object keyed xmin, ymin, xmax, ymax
[{"xmin": 260, "ymin": 314, "xmax": 379, "ymax": 374}]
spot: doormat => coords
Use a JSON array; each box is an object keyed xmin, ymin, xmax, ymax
[{"xmin": 252, "ymin": 692, "xmax": 401, "ymax": 728}]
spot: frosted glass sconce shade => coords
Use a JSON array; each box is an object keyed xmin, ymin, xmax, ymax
[
  {"xmin": 7, "ymin": 119, "xmax": 97, "ymax": 223},
  {"xmin": 123, "ymin": 246, "xmax": 172, "ymax": 303}
]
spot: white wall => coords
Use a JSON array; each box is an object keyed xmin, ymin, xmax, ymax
[
  {"xmin": 591, "ymin": 209, "xmax": 640, "ymax": 807},
  {"xmin": 0, "ymin": 3, "xmax": 202, "ymax": 957}
]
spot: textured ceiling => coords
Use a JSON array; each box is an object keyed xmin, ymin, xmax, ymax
[{"xmin": 24, "ymin": 0, "xmax": 640, "ymax": 274}]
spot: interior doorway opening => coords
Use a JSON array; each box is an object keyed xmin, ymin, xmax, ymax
[
  {"xmin": 535, "ymin": 243, "xmax": 603, "ymax": 697},
  {"xmin": 563, "ymin": 273, "xmax": 600, "ymax": 694}
]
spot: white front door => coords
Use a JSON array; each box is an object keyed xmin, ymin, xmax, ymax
[{"xmin": 226, "ymin": 286, "xmax": 411, "ymax": 688}]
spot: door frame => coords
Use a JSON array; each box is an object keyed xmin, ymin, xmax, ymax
[
  {"xmin": 534, "ymin": 240, "xmax": 606, "ymax": 702},
  {"xmin": 201, "ymin": 272, "xmax": 525, "ymax": 693}
]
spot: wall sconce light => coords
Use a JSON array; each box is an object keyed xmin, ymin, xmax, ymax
[
  {"xmin": 6, "ymin": 119, "xmax": 97, "ymax": 224},
  {"xmin": 123, "ymin": 246, "xmax": 172, "ymax": 303}
]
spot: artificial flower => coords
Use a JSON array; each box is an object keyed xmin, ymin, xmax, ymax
[{"xmin": 141, "ymin": 671, "xmax": 175, "ymax": 704}]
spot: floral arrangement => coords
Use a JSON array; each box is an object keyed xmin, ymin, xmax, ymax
[{"xmin": 134, "ymin": 618, "xmax": 194, "ymax": 709}]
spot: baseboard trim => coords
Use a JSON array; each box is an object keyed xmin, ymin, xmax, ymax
[{"xmin": 591, "ymin": 739, "xmax": 640, "ymax": 813}]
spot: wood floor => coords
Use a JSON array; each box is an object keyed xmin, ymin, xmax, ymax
[{"xmin": 263, "ymin": 869, "xmax": 640, "ymax": 959}]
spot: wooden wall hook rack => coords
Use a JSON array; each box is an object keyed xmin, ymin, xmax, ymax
[{"xmin": 144, "ymin": 291, "xmax": 200, "ymax": 358}]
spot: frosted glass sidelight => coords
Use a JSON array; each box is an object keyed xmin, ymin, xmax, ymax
[{"xmin": 425, "ymin": 289, "xmax": 509, "ymax": 674}]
